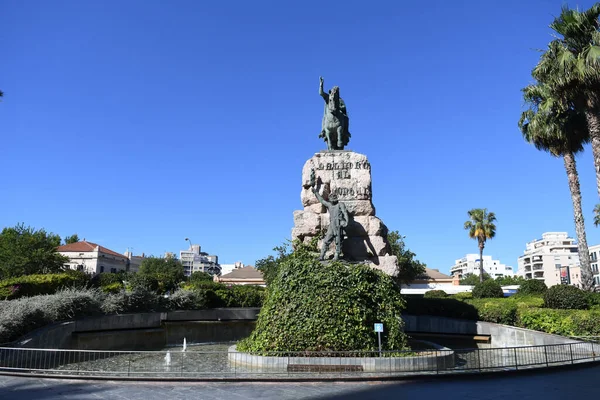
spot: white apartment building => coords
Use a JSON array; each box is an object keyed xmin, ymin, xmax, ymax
[
  {"xmin": 180, "ymin": 244, "xmax": 221, "ymax": 277},
  {"xmin": 517, "ymin": 232, "xmax": 581, "ymax": 287},
  {"xmin": 450, "ymin": 254, "xmax": 515, "ymax": 278},
  {"xmin": 586, "ymin": 244, "xmax": 600, "ymax": 286},
  {"xmin": 59, "ymin": 241, "xmax": 129, "ymax": 274}
]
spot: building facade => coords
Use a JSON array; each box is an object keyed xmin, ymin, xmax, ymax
[
  {"xmin": 450, "ymin": 254, "xmax": 515, "ymax": 278},
  {"xmin": 220, "ymin": 261, "xmax": 245, "ymax": 276},
  {"xmin": 179, "ymin": 244, "xmax": 221, "ymax": 277},
  {"xmin": 58, "ymin": 241, "xmax": 129, "ymax": 274},
  {"xmin": 586, "ymin": 244, "xmax": 600, "ymax": 286},
  {"xmin": 213, "ymin": 266, "xmax": 265, "ymax": 286},
  {"xmin": 517, "ymin": 232, "xmax": 581, "ymax": 287}
]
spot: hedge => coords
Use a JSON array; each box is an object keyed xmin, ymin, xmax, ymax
[
  {"xmin": 406, "ymin": 295, "xmax": 600, "ymax": 337},
  {"xmin": 544, "ymin": 285, "xmax": 588, "ymax": 310},
  {"xmin": 517, "ymin": 307, "xmax": 600, "ymax": 337},
  {"xmin": 423, "ymin": 290, "xmax": 448, "ymax": 299},
  {"xmin": 517, "ymin": 280, "xmax": 547, "ymax": 296},
  {"xmin": 0, "ymin": 272, "xmax": 89, "ymax": 300},
  {"xmin": 472, "ymin": 280, "xmax": 504, "ymax": 299}
]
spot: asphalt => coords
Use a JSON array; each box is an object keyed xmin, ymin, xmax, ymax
[{"xmin": 1, "ymin": 363, "xmax": 599, "ymax": 400}]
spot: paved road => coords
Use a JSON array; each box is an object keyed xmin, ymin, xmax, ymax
[{"xmin": 0, "ymin": 364, "xmax": 599, "ymax": 400}]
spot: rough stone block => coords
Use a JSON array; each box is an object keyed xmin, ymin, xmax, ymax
[
  {"xmin": 367, "ymin": 217, "xmax": 387, "ymax": 236},
  {"xmin": 368, "ymin": 236, "xmax": 391, "ymax": 256},
  {"xmin": 368, "ymin": 255, "xmax": 399, "ymax": 277},
  {"xmin": 344, "ymin": 200, "xmax": 375, "ymax": 216}
]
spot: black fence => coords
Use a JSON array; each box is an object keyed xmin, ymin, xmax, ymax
[{"xmin": 0, "ymin": 341, "xmax": 598, "ymax": 380}]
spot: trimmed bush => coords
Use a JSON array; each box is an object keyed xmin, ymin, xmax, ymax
[
  {"xmin": 466, "ymin": 299, "xmax": 517, "ymax": 325},
  {"xmin": 423, "ymin": 290, "xmax": 448, "ymax": 299},
  {"xmin": 452, "ymin": 292, "xmax": 473, "ymax": 300},
  {"xmin": 0, "ymin": 273, "xmax": 90, "ymax": 300},
  {"xmin": 586, "ymin": 292, "xmax": 600, "ymax": 309},
  {"xmin": 543, "ymin": 285, "xmax": 588, "ymax": 310},
  {"xmin": 472, "ymin": 280, "xmax": 504, "ymax": 299},
  {"xmin": 214, "ymin": 285, "xmax": 265, "ymax": 308},
  {"xmin": 101, "ymin": 282, "xmax": 123, "ymax": 294},
  {"xmin": 237, "ymin": 245, "xmax": 408, "ymax": 352},
  {"xmin": 517, "ymin": 307, "xmax": 600, "ymax": 337},
  {"xmin": 517, "ymin": 280, "xmax": 548, "ymax": 296}
]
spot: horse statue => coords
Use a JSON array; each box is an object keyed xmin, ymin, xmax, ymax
[{"xmin": 319, "ymin": 76, "xmax": 351, "ymax": 150}]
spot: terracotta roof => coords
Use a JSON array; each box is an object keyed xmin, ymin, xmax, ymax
[
  {"xmin": 419, "ymin": 267, "xmax": 452, "ymax": 280},
  {"xmin": 220, "ymin": 266, "xmax": 264, "ymax": 280},
  {"xmin": 57, "ymin": 241, "xmax": 126, "ymax": 259}
]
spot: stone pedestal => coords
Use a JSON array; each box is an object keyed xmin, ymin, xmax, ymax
[{"xmin": 292, "ymin": 150, "xmax": 399, "ymax": 277}]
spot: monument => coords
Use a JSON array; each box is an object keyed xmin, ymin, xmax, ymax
[{"xmin": 292, "ymin": 77, "xmax": 399, "ymax": 277}]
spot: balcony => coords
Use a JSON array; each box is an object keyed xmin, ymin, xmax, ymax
[
  {"xmin": 523, "ymin": 257, "xmax": 531, "ymax": 264},
  {"xmin": 525, "ymin": 273, "xmax": 532, "ymax": 279},
  {"xmin": 533, "ymin": 271, "xmax": 544, "ymax": 278},
  {"xmin": 524, "ymin": 266, "xmax": 532, "ymax": 272},
  {"xmin": 532, "ymin": 256, "xmax": 543, "ymax": 262},
  {"xmin": 533, "ymin": 264, "xmax": 544, "ymax": 271}
]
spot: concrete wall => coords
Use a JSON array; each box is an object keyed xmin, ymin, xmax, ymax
[
  {"xmin": 12, "ymin": 310, "xmax": 576, "ymax": 351},
  {"xmin": 402, "ymin": 315, "xmax": 577, "ymax": 346},
  {"xmin": 12, "ymin": 308, "xmax": 261, "ymax": 350}
]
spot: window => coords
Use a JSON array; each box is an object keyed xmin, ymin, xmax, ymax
[
  {"xmin": 77, "ymin": 265, "xmax": 83, "ymax": 271},
  {"xmin": 110, "ymin": 268, "xmax": 117, "ymax": 273},
  {"xmin": 555, "ymin": 264, "xmax": 562, "ymax": 269},
  {"xmin": 100, "ymin": 266, "xmax": 105, "ymax": 273}
]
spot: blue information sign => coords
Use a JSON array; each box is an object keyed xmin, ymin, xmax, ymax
[{"xmin": 374, "ymin": 323, "xmax": 384, "ymax": 332}]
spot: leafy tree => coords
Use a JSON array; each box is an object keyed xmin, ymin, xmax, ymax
[
  {"xmin": 464, "ymin": 209, "xmax": 497, "ymax": 283},
  {"xmin": 63, "ymin": 234, "xmax": 79, "ymax": 245},
  {"xmin": 189, "ymin": 271, "xmax": 213, "ymax": 283},
  {"xmin": 519, "ymin": 82, "xmax": 595, "ymax": 291},
  {"xmin": 387, "ymin": 231, "xmax": 426, "ymax": 285},
  {"xmin": 255, "ymin": 241, "xmax": 295, "ymax": 286},
  {"xmin": 495, "ymin": 275, "xmax": 526, "ymax": 286},
  {"xmin": 460, "ymin": 273, "xmax": 491, "ymax": 286},
  {"xmin": 0, "ymin": 224, "xmax": 68, "ymax": 279},
  {"xmin": 138, "ymin": 256, "xmax": 185, "ymax": 294},
  {"xmin": 531, "ymin": 5, "xmax": 600, "ymax": 221}
]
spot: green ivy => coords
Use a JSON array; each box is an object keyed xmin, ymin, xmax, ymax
[{"xmin": 237, "ymin": 244, "xmax": 408, "ymax": 353}]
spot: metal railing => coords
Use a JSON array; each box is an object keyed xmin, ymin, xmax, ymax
[{"xmin": 0, "ymin": 341, "xmax": 598, "ymax": 380}]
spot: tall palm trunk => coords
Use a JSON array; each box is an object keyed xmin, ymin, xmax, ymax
[
  {"xmin": 479, "ymin": 242, "xmax": 484, "ymax": 283},
  {"xmin": 585, "ymin": 109, "xmax": 600, "ymax": 199},
  {"xmin": 563, "ymin": 151, "xmax": 595, "ymax": 291}
]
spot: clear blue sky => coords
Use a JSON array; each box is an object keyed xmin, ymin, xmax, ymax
[{"xmin": 2, "ymin": 0, "xmax": 600, "ymax": 273}]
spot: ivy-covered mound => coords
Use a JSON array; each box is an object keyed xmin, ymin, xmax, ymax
[{"xmin": 237, "ymin": 245, "xmax": 408, "ymax": 353}]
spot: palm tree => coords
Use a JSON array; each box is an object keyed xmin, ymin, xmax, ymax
[
  {"xmin": 464, "ymin": 209, "xmax": 497, "ymax": 283},
  {"xmin": 519, "ymin": 83, "xmax": 595, "ymax": 291},
  {"xmin": 532, "ymin": 4, "xmax": 600, "ymax": 215}
]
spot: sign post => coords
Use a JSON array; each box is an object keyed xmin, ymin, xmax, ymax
[{"xmin": 374, "ymin": 323, "xmax": 383, "ymax": 356}]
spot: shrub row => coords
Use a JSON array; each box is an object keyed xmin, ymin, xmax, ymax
[
  {"xmin": 0, "ymin": 285, "xmax": 265, "ymax": 344},
  {"xmin": 404, "ymin": 295, "xmax": 598, "ymax": 337},
  {"xmin": 0, "ymin": 272, "xmax": 89, "ymax": 300}
]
